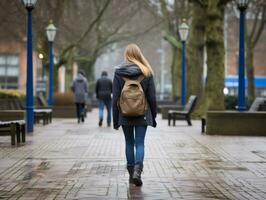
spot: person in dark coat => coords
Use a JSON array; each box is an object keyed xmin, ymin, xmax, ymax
[
  {"xmin": 112, "ymin": 44, "xmax": 157, "ymax": 187},
  {"xmin": 71, "ymin": 70, "xmax": 89, "ymax": 123},
  {"xmin": 95, "ymin": 71, "xmax": 113, "ymax": 127}
]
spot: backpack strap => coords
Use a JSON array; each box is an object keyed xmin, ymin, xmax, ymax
[
  {"xmin": 137, "ymin": 75, "xmax": 145, "ymax": 82},
  {"xmin": 122, "ymin": 77, "xmax": 129, "ymax": 82},
  {"xmin": 122, "ymin": 75, "xmax": 145, "ymax": 82}
]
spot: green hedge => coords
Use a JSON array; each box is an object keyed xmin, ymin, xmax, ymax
[
  {"xmin": 54, "ymin": 92, "xmax": 74, "ymax": 106},
  {"xmin": 0, "ymin": 89, "xmax": 25, "ymax": 99},
  {"xmin": 224, "ymin": 95, "xmax": 253, "ymax": 110}
]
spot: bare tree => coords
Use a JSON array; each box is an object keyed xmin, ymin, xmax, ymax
[
  {"xmin": 53, "ymin": 0, "xmax": 160, "ymax": 90},
  {"xmin": 0, "ymin": 0, "xmax": 160, "ymax": 91},
  {"xmin": 246, "ymin": 0, "xmax": 266, "ymax": 99},
  {"xmin": 142, "ymin": 0, "xmax": 190, "ymax": 99}
]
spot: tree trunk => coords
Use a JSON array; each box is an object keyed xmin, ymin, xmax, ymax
[
  {"xmin": 53, "ymin": 65, "xmax": 59, "ymax": 93},
  {"xmin": 246, "ymin": 42, "xmax": 255, "ymax": 100},
  {"xmin": 65, "ymin": 67, "xmax": 73, "ymax": 92},
  {"xmin": 171, "ymin": 47, "xmax": 181, "ymax": 101},
  {"xmin": 204, "ymin": 0, "xmax": 226, "ymax": 111},
  {"xmin": 187, "ymin": 3, "xmax": 206, "ymax": 101}
]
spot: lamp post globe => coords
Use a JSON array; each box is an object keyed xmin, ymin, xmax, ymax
[
  {"xmin": 46, "ymin": 22, "xmax": 57, "ymax": 42},
  {"xmin": 46, "ymin": 21, "xmax": 57, "ymax": 106},
  {"xmin": 237, "ymin": 0, "xmax": 249, "ymax": 10},
  {"xmin": 178, "ymin": 19, "xmax": 189, "ymax": 107},
  {"xmin": 22, "ymin": 0, "xmax": 37, "ymax": 10},
  {"xmin": 22, "ymin": 0, "xmax": 38, "ymax": 132},
  {"xmin": 178, "ymin": 19, "xmax": 189, "ymax": 42}
]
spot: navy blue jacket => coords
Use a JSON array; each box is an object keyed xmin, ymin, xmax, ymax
[
  {"xmin": 112, "ymin": 63, "xmax": 157, "ymax": 129},
  {"xmin": 95, "ymin": 75, "xmax": 112, "ymax": 100}
]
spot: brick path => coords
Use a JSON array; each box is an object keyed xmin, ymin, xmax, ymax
[{"xmin": 0, "ymin": 109, "xmax": 266, "ymax": 199}]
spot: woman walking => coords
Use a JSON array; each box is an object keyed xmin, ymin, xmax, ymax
[{"xmin": 112, "ymin": 44, "xmax": 157, "ymax": 186}]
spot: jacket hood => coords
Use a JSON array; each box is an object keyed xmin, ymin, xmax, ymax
[
  {"xmin": 115, "ymin": 63, "xmax": 142, "ymax": 77},
  {"xmin": 76, "ymin": 73, "xmax": 85, "ymax": 82}
]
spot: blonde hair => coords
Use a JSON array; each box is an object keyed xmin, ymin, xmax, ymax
[{"xmin": 124, "ymin": 44, "xmax": 153, "ymax": 77}]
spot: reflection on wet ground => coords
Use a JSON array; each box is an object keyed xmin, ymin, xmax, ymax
[{"xmin": 0, "ymin": 110, "xmax": 266, "ymax": 199}]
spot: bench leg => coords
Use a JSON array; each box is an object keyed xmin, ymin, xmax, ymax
[
  {"xmin": 173, "ymin": 115, "xmax": 176, "ymax": 126},
  {"xmin": 168, "ymin": 113, "xmax": 171, "ymax": 126},
  {"xmin": 16, "ymin": 123, "xmax": 21, "ymax": 143},
  {"xmin": 43, "ymin": 114, "xmax": 46, "ymax": 125},
  {"xmin": 21, "ymin": 124, "xmax": 26, "ymax": 143},
  {"xmin": 11, "ymin": 124, "xmax": 16, "ymax": 145},
  {"xmin": 186, "ymin": 116, "xmax": 192, "ymax": 126},
  {"xmin": 201, "ymin": 118, "xmax": 206, "ymax": 133},
  {"xmin": 46, "ymin": 114, "xmax": 49, "ymax": 124}
]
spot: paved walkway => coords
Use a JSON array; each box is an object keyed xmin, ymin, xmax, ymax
[{"xmin": 0, "ymin": 109, "xmax": 266, "ymax": 200}]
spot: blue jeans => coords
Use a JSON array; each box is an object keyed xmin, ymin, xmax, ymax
[
  {"xmin": 122, "ymin": 125, "xmax": 147, "ymax": 166},
  {"xmin": 98, "ymin": 99, "xmax": 112, "ymax": 124},
  {"xmin": 75, "ymin": 103, "xmax": 85, "ymax": 120}
]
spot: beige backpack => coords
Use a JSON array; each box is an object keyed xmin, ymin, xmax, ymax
[{"xmin": 119, "ymin": 75, "xmax": 147, "ymax": 117}]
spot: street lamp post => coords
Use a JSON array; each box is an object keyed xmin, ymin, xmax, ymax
[
  {"xmin": 46, "ymin": 21, "xmax": 57, "ymax": 106},
  {"xmin": 237, "ymin": 0, "xmax": 249, "ymax": 111},
  {"xmin": 178, "ymin": 19, "xmax": 189, "ymax": 107},
  {"xmin": 22, "ymin": 0, "xmax": 38, "ymax": 133}
]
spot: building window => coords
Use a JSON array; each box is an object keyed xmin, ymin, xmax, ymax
[{"xmin": 0, "ymin": 54, "xmax": 19, "ymax": 89}]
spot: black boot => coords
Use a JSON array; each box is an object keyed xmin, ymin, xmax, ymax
[
  {"xmin": 98, "ymin": 119, "xmax": 103, "ymax": 127},
  {"xmin": 127, "ymin": 166, "xmax": 134, "ymax": 184},
  {"xmin": 133, "ymin": 164, "xmax": 143, "ymax": 186}
]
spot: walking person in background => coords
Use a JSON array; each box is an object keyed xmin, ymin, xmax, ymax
[
  {"xmin": 95, "ymin": 71, "xmax": 113, "ymax": 127},
  {"xmin": 71, "ymin": 70, "xmax": 88, "ymax": 123},
  {"xmin": 112, "ymin": 44, "xmax": 157, "ymax": 186}
]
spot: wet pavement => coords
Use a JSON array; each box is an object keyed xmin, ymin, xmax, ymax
[{"xmin": 0, "ymin": 109, "xmax": 266, "ymax": 200}]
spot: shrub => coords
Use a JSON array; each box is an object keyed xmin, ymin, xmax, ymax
[
  {"xmin": 0, "ymin": 89, "xmax": 25, "ymax": 99},
  {"xmin": 224, "ymin": 95, "xmax": 253, "ymax": 110},
  {"xmin": 54, "ymin": 92, "xmax": 74, "ymax": 106},
  {"xmin": 224, "ymin": 95, "xmax": 237, "ymax": 110}
]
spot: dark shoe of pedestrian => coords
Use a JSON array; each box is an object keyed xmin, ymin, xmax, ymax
[
  {"xmin": 80, "ymin": 112, "xmax": 85, "ymax": 123},
  {"xmin": 133, "ymin": 164, "xmax": 143, "ymax": 186},
  {"xmin": 127, "ymin": 166, "xmax": 134, "ymax": 184},
  {"xmin": 78, "ymin": 118, "xmax": 80, "ymax": 123},
  {"xmin": 98, "ymin": 119, "xmax": 103, "ymax": 127},
  {"xmin": 107, "ymin": 123, "xmax": 111, "ymax": 127}
]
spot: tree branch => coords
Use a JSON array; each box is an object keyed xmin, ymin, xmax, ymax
[
  {"xmin": 76, "ymin": 0, "xmax": 111, "ymax": 45},
  {"xmin": 253, "ymin": 5, "xmax": 266, "ymax": 46}
]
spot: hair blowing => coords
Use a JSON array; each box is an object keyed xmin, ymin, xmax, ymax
[{"xmin": 124, "ymin": 44, "xmax": 154, "ymax": 77}]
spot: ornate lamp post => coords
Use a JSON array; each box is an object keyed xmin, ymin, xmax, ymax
[
  {"xmin": 46, "ymin": 21, "xmax": 57, "ymax": 106},
  {"xmin": 237, "ymin": 0, "xmax": 249, "ymax": 111},
  {"xmin": 178, "ymin": 19, "xmax": 189, "ymax": 107},
  {"xmin": 22, "ymin": 0, "xmax": 38, "ymax": 133}
]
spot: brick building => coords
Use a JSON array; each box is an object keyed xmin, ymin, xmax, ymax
[{"xmin": 0, "ymin": 41, "xmax": 40, "ymax": 92}]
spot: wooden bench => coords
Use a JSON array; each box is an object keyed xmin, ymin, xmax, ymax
[
  {"xmin": 13, "ymin": 98, "xmax": 52, "ymax": 125},
  {"xmin": 0, "ymin": 120, "xmax": 26, "ymax": 145},
  {"xmin": 249, "ymin": 97, "xmax": 266, "ymax": 111},
  {"xmin": 34, "ymin": 109, "xmax": 52, "ymax": 125},
  {"xmin": 168, "ymin": 95, "xmax": 197, "ymax": 126}
]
